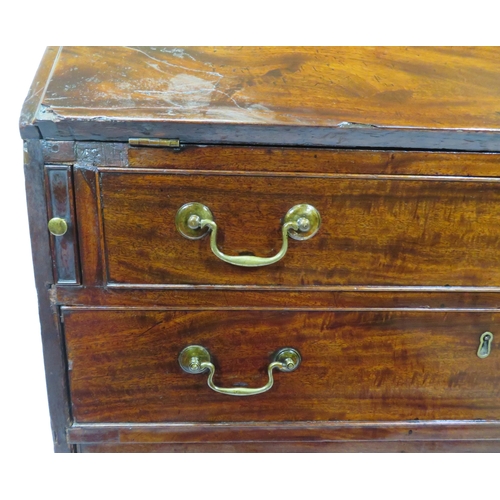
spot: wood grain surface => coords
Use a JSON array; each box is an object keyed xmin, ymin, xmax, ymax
[
  {"xmin": 63, "ymin": 309, "xmax": 500, "ymax": 423},
  {"xmin": 54, "ymin": 286, "xmax": 500, "ymax": 310},
  {"xmin": 21, "ymin": 48, "xmax": 500, "ymax": 453},
  {"xmin": 36, "ymin": 46, "xmax": 500, "ymax": 128},
  {"xmin": 129, "ymin": 145, "xmax": 500, "ymax": 177},
  {"xmin": 21, "ymin": 47, "xmax": 500, "ymax": 150},
  {"xmin": 98, "ymin": 170, "xmax": 500, "ymax": 287},
  {"xmin": 68, "ymin": 420, "xmax": 500, "ymax": 443},
  {"xmin": 19, "ymin": 46, "xmax": 60, "ymax": 139},
  {"xmin": 44, "ymin": 165, "xmax": 79, "ymax": 284},
  {"xmin": 24, "ymin": 141, "xmax": 74, "ymax": 452},
  {"xmin": 78, "ymin": 441, "xmax": 500, "ymax": 453}
]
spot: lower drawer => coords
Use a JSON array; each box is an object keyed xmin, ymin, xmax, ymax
[{"xmin": 63, "ymin": 308, "xmax": 500, "ymax": 423}]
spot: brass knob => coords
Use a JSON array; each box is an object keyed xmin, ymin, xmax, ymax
[{"xmin": 48, "ymin": 217, "xmax": 68, "ymax": 236}]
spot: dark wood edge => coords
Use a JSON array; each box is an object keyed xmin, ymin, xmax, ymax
[
  {"xmin": 74, "ymin": 165, "xmax": 105, "ymax": 286},
  {"xmin": 34, "ymin": 120, "xmax": 500, "ymax": 152},
  {"xmin": 43, "ymin": 142, "xmax": 500, "ymax": 172},
  {"xmin": 67, "ymin": 165, "xmax": 81, "ymax": 285},
  {"xmin": 41, "ymin": 141, "xmax": 76, "ymax": 163},
  {"xmin": 55, "ymin": 287, "xmax": 500, "ymax": 310},
  {"xmin": 67, "ymin": 421, "xmax": 500, "ymax": 444},
  {"xmin": 98, "ymin": 167, "xmax": 500, "ymax": 183},
  {"xmin": 44, "ymin": 165, "xmax": 81, "ymax": 285},
  {"xmin": 77, "ymin": 440, "xmax": 500, "ymax": 452},
  {"xmin": 24, "ymin": 140, "xmax": 74, "ymax": 453},
  {"xmin": 43, "ymin": 166, "xmax": 57, "ymax": 283},
  {"xmin": 95, "ymin": 167, "xmax": 108, "ymax": 285},
  {"xmin": 20, "ymin": 47, "xmax": 62, "ymax": 140}
]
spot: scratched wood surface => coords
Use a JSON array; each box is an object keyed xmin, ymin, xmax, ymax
[
  {"xmin": 20, "ymin": 47, "xmax": 500, "ymax": 149},
  {"xmin": 64, "ymin": 309, "xmax": 500, "ymax": 423},
  {"xmin": 21, "ymin": 48, "xmax": 500, "ymax": 453},
  {"xmin": 36, "ymin": 46, "xmax": 500, "ymax": 128},
  {"xmin": 98, "ymin": 170, "xmax": 500, "ymax": 287}
]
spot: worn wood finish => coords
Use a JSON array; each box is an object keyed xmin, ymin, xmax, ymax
[
  {"xmin": 63, "ymin": 309, "xmax": 500, "ymax": 423},
  {"xmin": 44, "ymin": 141, "xmax": 500, "ymax": 177},
  {"xmin": 44, "ymin": 165, "xmax": 80, "ymax": 284},
  {"xmin": 24, "ymin": 141, "xmax": 74, "ymax": 452},
  {"xmin": 73, "ymin": 166, "xmax": 105, "ymax": 286},
  {"xmin": 39, "ymin": 47, "xmax": 500, "ymax": 128},
  {"xmin": 99, "ymin": 170, "xmax": 500, "ymax": 287},
  {"xmin": 21, "ymin": 48, "xmax": 500, "ymax": 453},
  {"xmin": 41, "ymin": 140, "xmax": 75, "ymax": 163},
  {"xmin": 75, "ymin": 142, "xmax": 129, "ymax": 167},
  {"xmin": 67, "ymin": 421, "xmax": 500, "ymax": 444},
  {"xmin": 41, "ymin": 122, "xmax": 500, "ymax": 152},
  {"xmin": 78, "ymin": 441, "xmax": 500, "ymax": 453},
  {"xmin": 21, "ymin": 47, "xmax": 500, "ymax": 150},
  {"xmin": 129, "ymin": 146, "xmax": 500, "ymax": 178},
  {"xmin": 20, "ymin": 46, "xmax": 61, "ymax": 139},
  {"xmin": 54, "ymin": 286, "xmax": 500, "ymax": 310}
]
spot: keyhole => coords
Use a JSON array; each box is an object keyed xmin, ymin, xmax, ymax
[{"xmin": 477, "ymin": 332, "xmax": 493, "ymax": 359}]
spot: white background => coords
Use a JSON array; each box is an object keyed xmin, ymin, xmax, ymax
[{"xmin": 1, "ymin": 2, "xmax": 496, "ymax": 499}]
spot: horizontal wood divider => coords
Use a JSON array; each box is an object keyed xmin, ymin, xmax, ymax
[
  {"xmin": 55, "ymin": 286, "xmax": 500, "ymax": 310},
  {"xmin": 68, "ymin": 421, "xmax": 500, "ymax": 444},
  {"xmin": 77, "ymin": 440, "xmax": 500, "ymax": 452},
  {"xmin": 97, "ymin": 167, "xmax": 500, "ymax": 182}
]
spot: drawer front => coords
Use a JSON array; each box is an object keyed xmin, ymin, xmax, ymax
[
  {"xmin": 99, "ymin": 171, "xmax": 500, "ymax": 287},
  {"xmin": 64, "ymin": 309, "xmax": 500, "ymax": 423}
]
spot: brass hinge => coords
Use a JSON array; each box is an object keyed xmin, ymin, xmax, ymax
[{"xmin": 129, "ymin": 138, "xmax": 180, "ymax": 148}]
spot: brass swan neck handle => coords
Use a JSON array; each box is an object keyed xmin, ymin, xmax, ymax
[
  {"xmin": 200, "ymin": 218, "xmax": 298, "ymax": 267},
  {"xmin": 175, "ymin": 202, "xmax": 321, "ymax": 268},
  {"xmin": 178, "ymin": 345, "xmax": 301, "ymax": 396}
]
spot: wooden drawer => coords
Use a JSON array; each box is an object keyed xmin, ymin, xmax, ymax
[
  {"xmin": 98, "ymin": 168, "xmax": 500, "ymax": 287},
  {"xmin": 64, "ymin": 308, "xmax": 500, "ymax": 423},
  {"xmin": 23, "ymin": 47, "xmax": 500, "ymax": 453}
]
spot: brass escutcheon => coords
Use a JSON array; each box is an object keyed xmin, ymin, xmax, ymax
[{"xmin": 477, "ymin": 331, "xmax": 493, "ymax": 359}]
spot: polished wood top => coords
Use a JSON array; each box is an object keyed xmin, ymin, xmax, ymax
[{"xmin": 20, "ymin": 46, "xmax": 500, "ymax": 149}]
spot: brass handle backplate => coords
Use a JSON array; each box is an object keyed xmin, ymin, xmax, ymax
[
  {"xmin": 178, "ymin": 345, "xmax": 301, "ymax": 396},
  {"xmin": 175, "ymin": 202, "xmax": 320, "ymax": 267}
]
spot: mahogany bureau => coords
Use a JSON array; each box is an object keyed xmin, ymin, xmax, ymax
[{"xmin": 20, "ymin": 47, "xmax": 500, "ymax": 453}]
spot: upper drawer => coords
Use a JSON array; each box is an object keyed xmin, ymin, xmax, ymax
[{"xmin": 93, "ymin": 169, "xmax": 500, "ymax": 287}]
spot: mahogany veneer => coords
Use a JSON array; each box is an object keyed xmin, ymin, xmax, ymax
[{"xmin": 21, "ymin": 47, "xmax": 500, "ymax": 452}]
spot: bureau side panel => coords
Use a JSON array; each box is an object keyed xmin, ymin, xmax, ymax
[{"xmin": 24, "ymin": 140, "xmax": 73, "ymax": 452}]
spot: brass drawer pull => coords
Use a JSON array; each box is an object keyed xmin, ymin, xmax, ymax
[
  {"xmin": 175, "ymin": 202, "xmax": 320, "ymax": 267},
  {"xmin": 178, "ymin": 345, "xmax": 301, "ymax": 396},
  {"xmin": 477, "ymin": 332, "xmax": 493, "ymax": 358}
]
